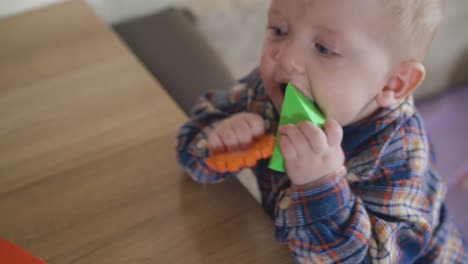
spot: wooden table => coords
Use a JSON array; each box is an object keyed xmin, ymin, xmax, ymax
[{"xmin": 0, "ymin": 1, "xmax": 292, "ymax": 263}]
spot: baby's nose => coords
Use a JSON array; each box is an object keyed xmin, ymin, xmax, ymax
[{"xmin": 275, "ymin": 42, "xmax": 306, "ymax": 74}]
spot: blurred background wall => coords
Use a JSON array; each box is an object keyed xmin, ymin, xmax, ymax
[
  {"xmin": 0, "ymin": 0, "xmax": 268, "ymax": 79},
  {"xmin": 0, "ymin": 0, "xmax": 184, "ymax": 23}
]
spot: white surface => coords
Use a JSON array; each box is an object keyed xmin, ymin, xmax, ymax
[
  {"xmin": 0, "ymin": 0, "xmax": 63, "ymax": 19},
  {"xmin": 86, "ymin": 0, "xmax": 187, "ymax": 24},
  {"xmin": 0, "ymin": 0, "xmax": 186, "ymax": 23}
]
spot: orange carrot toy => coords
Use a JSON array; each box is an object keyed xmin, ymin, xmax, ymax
[{"xmin": 205, "ymin": 134, "xmax": 276, "ymax": 173}]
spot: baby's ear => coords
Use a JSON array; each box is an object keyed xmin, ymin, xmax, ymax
[{"xmin": 376, "ymin": 61, "xmax": 425, "ymax": 107}]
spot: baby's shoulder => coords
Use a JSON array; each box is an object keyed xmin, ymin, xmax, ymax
[
  {"xmin": 348, "ymin": 112, "xmax": 432, "ymax": 182},
  {"xmin": 386, "ymin": 112, "xmax": 432, "ymax": 175}
]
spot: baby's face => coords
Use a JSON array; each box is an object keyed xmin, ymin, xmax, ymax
[{"xmin": 260, "ymin": 0, "xmax": 398, "ymax": 126}]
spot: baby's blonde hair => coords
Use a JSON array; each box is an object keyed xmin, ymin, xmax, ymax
[{"xmin": 385, "ymin": 0, "xmax": 446, "ymax": 61}]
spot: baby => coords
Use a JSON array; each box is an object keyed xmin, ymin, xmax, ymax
[{"xmin": 177, "ymin": 0, "xmax": 466, "ymax": 263}]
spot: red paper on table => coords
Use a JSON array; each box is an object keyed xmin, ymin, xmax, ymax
[{"xmin": 0, "ymin": 238, "xmax": 47, "ymax": 264}]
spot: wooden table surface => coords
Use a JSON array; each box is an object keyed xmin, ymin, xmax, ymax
[{"xmin": 0, "ymin": 1, "xmax": 292, "ymax": 263}]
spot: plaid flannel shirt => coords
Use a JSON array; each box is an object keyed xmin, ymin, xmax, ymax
[{"xmin": 176, "ymin": 69, "xmax": 466, "ymax": 263}]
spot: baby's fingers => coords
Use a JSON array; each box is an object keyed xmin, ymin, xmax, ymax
[
  {"xmin": 324, "ymin": 120, "xmax": 343, "ymax": 147},
  {"xmin": 278, "ymin": 125, "xmax": 307, "ymax": 159},
  {"xmin": 207, "ymin": 131, "xmax": 224, "ymax": 154},
  {"xmin": 220, "ymin": 125, "xmax": 241, "ymax": 152},
  {"xmin": 243, "ymin": 114, "xmax": 265, "ymax": 138},
  {"xmin": 298, "ymin": 121, "xmax": 327, "ymax": 153},
  {"xmin": 279, "ymin": 133, "xmax": 298, "ymax": 161},
  {"xmin": 232, "ymin": 118, "xmax": 254, "ymax": 149}
]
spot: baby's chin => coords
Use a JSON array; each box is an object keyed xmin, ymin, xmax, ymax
[
  {"xmin": 328, "ymin": 111, "xmax": 367, "ymax": 126},
  {"xmin": 273, "ymin": 101, "xmax": 283, "ymax": 114},
  {"xmin": 340, "ymin": 113, "xmax": 377, "ymax": 127},
  {"xmin": 267, "ymin": 93, "xmax": 284, "ymax": 113}
]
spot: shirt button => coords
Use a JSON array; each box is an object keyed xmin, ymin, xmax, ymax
[
  {"xmin": 279, "ymin": 197, "xmax": 292, "ymax": 209},
  {"xmin": 196, "ymin": 139, "xmax": 206, "ymax": 149}
]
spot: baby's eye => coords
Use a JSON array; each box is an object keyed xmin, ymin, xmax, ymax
[
  {"xmin": 268, "ymin": 26, "xmax": 287, "ymax": 37},
  {"xmin": 315, "ymin": 43, "xmax": 336, "ymax": 56}
]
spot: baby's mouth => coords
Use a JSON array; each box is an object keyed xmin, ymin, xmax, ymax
[{"xmin": 278, "ymin": 82, "xmax": 324, "ymax": 114}]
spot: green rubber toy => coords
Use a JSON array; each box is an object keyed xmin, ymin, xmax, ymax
[{"xmin": 268, "ymin": 83, "xmax": 326, "ymax": 172}]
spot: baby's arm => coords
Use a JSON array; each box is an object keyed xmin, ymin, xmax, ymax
[
  {"xmin": 176, "ymin": 70, "xmax": 262, "ymax": 184},
  {"xmin": 275, "ymin": 169, "xmax": 431, "ymax": 263},
  {"xmin": 274, "ymin": 116, "xmax": 465, "ymax": 263}
]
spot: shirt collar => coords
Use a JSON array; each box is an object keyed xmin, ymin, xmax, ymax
[{"xmin": 342, "ymin": 96, "xmax": 415, "ymax": 160}]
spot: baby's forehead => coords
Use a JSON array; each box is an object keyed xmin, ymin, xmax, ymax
[{"xmin": 270, "ymin": 0, "xmax": 389, "ymax": 28}]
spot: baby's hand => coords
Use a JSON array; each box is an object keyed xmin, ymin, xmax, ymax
[
  {"xmin": 207, "ymin": 113, "xmax": 265, "ymax": 154},
  {"xmin": 278, "ymin": 120, "xmax": 344, "ymax": 185}
]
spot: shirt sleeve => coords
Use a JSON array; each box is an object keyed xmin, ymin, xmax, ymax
[
  {"xmin": 273, "ymin": 124, "xmax": 458, "ymax": 263},
  {"xmin": 274, "ymin": 169, "xmax": 439, "ymax": 263},
  {"xmin": 176, "ymin": 71, "xmax": 260, "ymax": 184}
]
